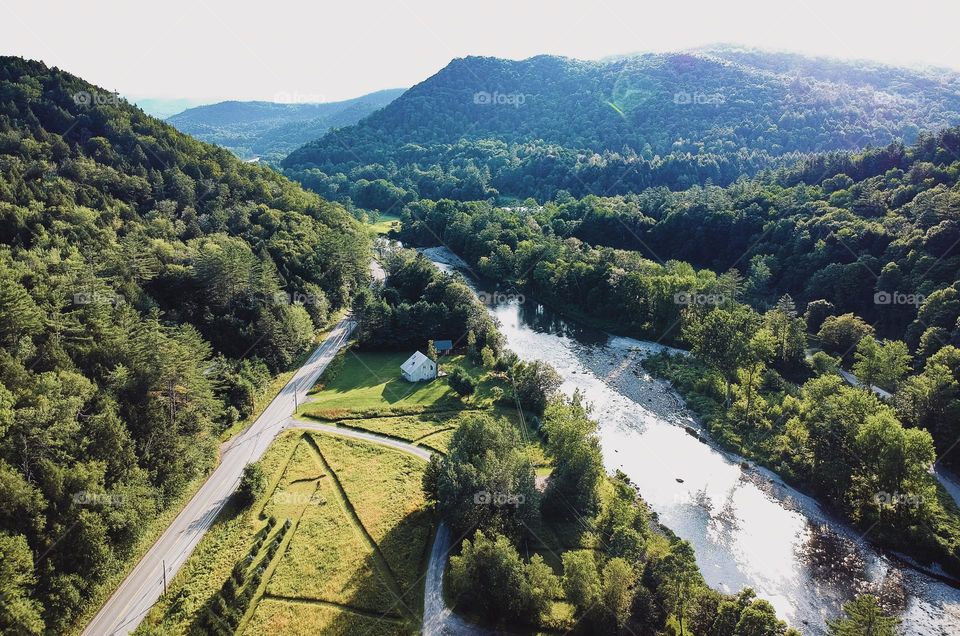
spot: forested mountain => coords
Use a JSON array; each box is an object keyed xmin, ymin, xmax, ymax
[
  {"xmin": 283, "ymin": 49, "xmax": 960, "ymax": 207},
  {"xmin": 167, "ymin": 89, "xmax": 405, "ymax": 163},
  {"xmin": 0, "ymin": 56, "xmax": 369, "ymax": 632}
]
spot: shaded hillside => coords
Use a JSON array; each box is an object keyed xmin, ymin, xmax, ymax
[
  {"xmin": 0, "ymin": 55, "xmax": 369, "ymax": 632},
  {"xmin": 284, "ymin": 51, "xmax": 960, "ymax": 207},
  {"xmin": 168, "ymin": 88, "xmax": 404, "ymax": 163}
]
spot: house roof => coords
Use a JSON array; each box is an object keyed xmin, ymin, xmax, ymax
[
  {"xmin": 434, "ymin": 340, "xmax": 453, "ymax": 350},
  {"xmin": 401, "ymin": 351, "xmax": 431, "ymax": 373}
]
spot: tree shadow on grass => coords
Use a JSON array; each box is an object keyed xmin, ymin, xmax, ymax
[
  {"xmin": 248, "ymin": 505, "xmax": 433, "ymax": 635},
  {"xmin": 322, "ymin": 509, "xmax": 434, "ymax": 636},
  {"xmin": 379, "ymin": 376, "xmax": 446, "ymax": 405}
]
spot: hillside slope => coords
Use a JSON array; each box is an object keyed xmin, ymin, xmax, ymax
[
  {"xmin": 0, "ymin": 55, "xmax": 368, "ymax": 633},
  {"xmin": 167, "ymin": 88, "xmax": 404, "ymax": 163},
  {"xmin": 283, "ymin": 50, "xmax": 960, "ymax": 205}
]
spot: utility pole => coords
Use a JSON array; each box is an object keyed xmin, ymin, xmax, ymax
[{"xmin": 162, "ymin": 559, "xmax": 167, "ymax": 595}]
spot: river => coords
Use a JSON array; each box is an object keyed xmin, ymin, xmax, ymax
[{"xmin": 423, "ymin": 246, "xmax": 960, "ymax": 635}]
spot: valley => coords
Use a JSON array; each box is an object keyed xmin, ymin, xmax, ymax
[{"xmin": 2, "ymin": 9, "xmax": 960, "ymax": 634}]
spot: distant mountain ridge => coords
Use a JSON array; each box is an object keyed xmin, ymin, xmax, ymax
[
  {"xmin": 168, "ymin": 88, "xmax": 405, "ymax": 162},
  {"xmin": 282, "ymin": 48, "xmax": 960, "ymax": 204},
  {"xmin": 133, "ymin": 97, "xmax": 209, "ymax": 119}
]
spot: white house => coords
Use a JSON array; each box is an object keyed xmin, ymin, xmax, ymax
[{"xmin": 401, "ymin": 351, "xmax": 437, "ymax": 382}]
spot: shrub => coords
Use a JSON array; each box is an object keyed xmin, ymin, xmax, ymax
[
  {"xmin": 447, "ymin": 366, "xmax": 476, "ymax": 397},
  {"xmin": 237, "ymin": 461, "xmax": 266, "ymax": 507}
]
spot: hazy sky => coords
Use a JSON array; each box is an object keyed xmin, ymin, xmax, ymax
[{"xmin": 2, "ymin": 0, "xmax": 959, "ymax": 103}]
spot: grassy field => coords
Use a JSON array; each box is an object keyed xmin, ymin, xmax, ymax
[
  {"xmin": 136, "ymin": 345, "xmax": 557, "ymax": 635},
  {"xmin": 303, "ymin": 350, "xmax": 507, "ymax": 418},
  {"xmin": 367, "ymin": 213, "xmax": 402, "ymax": 236},
  {"xmin": 135, "ymin": 430, "xmax": 429, "ymax": 636},
  {"xmin": 246, "ymin": 599, "xmax": 406, "ymax": 635},
  {"xmin": 306, "ymin": 351, "xmax": 459, "ymax": 412}
]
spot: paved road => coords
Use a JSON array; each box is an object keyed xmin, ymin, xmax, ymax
[
  {"xmin": 370, "ymin": 257, "xmax": 387, "ymax": 283},
  {"xmin": 83, "ymin": 316, "xmax": 356, "ymax": 636},
  {"xmin": 422, "ymin": 523, "xmax": 494, "ymax": 636},
  {"xmin": 292, "ymin": 419, "xmax": 432, "ymax": 461},
  {"xmin": 804, "ymin": 348, "xmax": 893, "ymax": 400},
  {"xmin": 837, "ymin": 367, "xmax": 893, "ymax": 399}
]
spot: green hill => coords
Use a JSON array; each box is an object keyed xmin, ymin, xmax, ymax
[
  {"xmin": 283, "ymin": 49, "xmax": 960, "ymax": 207},
  {"xmin": 0, "ymin": 55, "xmax": 368, "ymax": 632},
  {"xmin": 167, "ymin": 89, "xmax": 405, "ymax": 163}
]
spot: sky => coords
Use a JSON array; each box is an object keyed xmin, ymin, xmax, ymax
[{"xmin": 2, "ymin": 0, "xmax": 959, "ymax": 105}]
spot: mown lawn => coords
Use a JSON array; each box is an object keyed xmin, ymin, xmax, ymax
[
  {"xmin": 367, "ymin": 213, "xmax": 402, "ymax": 236},
  {"xmin": 135, "ymin": 430, "xmax": 429, "ymax": 636},
  {"xmin": 303, "ymin": 351, "xmax": 508, "ymax": 419},
  {"xmin": 305, "ymin": 351, "xmax": 461, "ymax": 413}
]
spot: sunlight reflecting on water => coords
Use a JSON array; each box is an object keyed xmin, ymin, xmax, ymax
[{"xmin": 424, "ymin": 248, "xmax": 960, "ymax": 635}]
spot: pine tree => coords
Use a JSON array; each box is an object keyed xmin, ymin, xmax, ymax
[{"xmin": 827, "ymin": 595, "xmax": 899, "ymax": 636}]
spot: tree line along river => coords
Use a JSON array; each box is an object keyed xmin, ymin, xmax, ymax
[{"xmin": 423, "ymin": 246, "xmax": 960, "ymax": 636}]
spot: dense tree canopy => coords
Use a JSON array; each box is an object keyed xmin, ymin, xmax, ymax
[
  {"xmin": 351, "ymin": 247, "xmax": 502, "ymax": 354},
  {"xmin": 0, "ymin": 56, "xmax": 369, "ymax": 631},
  {"xmin": 284, "ymin": 49, "xmax": 960, "ymax": 205}
]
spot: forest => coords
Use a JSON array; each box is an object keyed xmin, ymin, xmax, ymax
[
  {"xmin": 391, "ymin": 126, "xmax": 960, "ymax": 575},
  {"xmin": 394, "ymin": 126, "xmax": 960, "ymax": 359},
  {"xmin": 0, "ymin": 56, "xmax": 369, "ymax": 632},
  {"xmin": 283, "ymin": 48, "xmax": 960, "ymax": 205}
]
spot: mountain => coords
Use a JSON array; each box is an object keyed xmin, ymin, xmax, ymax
[
  {"xmin": 282, "ymin": 50, "xmax": 960, "ymax": 208},
  {"xmin": 167, "ymin": 88, "xmax": 405, "ymax": 163},
  {"xmin": 0, "ymin": 56, "xmax": 368, "ymax": 632},
  {"xmin": 131, "ymin": 97, "xmax": 209, "ymax": 119}
]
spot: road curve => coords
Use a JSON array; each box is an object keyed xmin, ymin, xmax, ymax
[
  {"xmin": 422, "ymin": 523, "xmax": 495, "ymax": 636},
  {"xmin": 291, "ymin": 420, "xmax": 433, "ymax": 461},
  {"xmin": 82, "ymin": 316, "xmax": 355, "ymax": 636},
  {"xmin": 289, "ymin": 420, "xmax": 491, "ymax": 635}
]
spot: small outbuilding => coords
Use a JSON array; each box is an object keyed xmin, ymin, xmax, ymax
[
  {"xmin": 434, "ymin": 340, "xmax": 454, "ymax": 355},
  {"xmin": 401, "ymin": 351, "xmax": 437, "ymax": 382}
]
